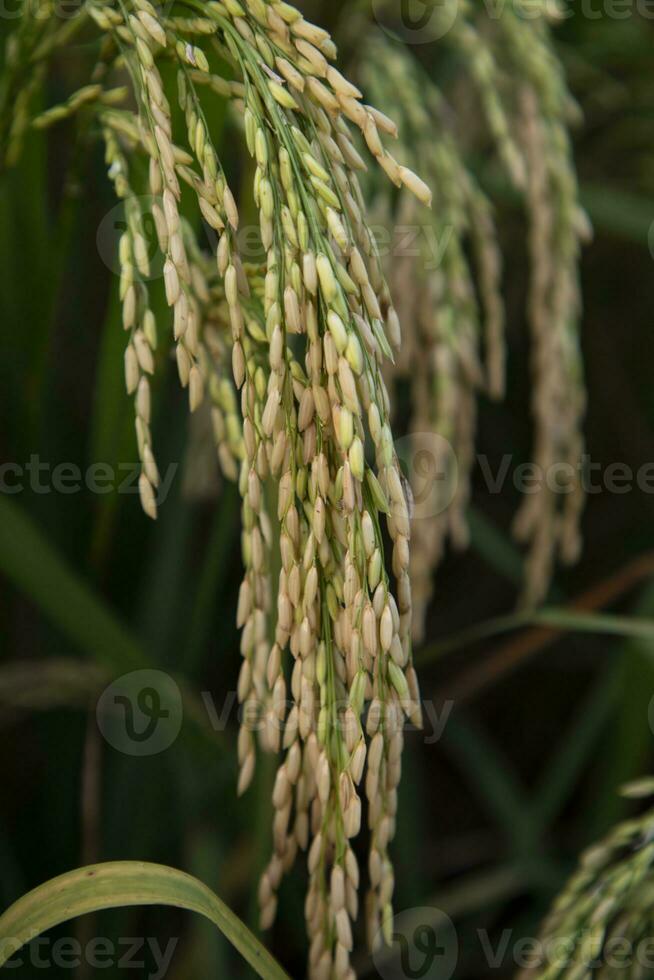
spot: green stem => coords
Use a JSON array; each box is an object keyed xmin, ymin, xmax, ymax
[{"xmin": 417, "ymin": 607, "xmax": 654, "ymax": 664}]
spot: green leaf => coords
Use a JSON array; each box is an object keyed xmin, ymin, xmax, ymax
[
  {"xmin": 588, "ymin": 580, "xmax": 654, "ymax": 834},
  {"xmin": 0, "ymin": 861, "xmax": 289, "ymax": 980},
  {"xmin": 0, "ymin": 498, "xmax": 227, "ymax": 760},
  {"xmin": 0, "ymin": 495, "xmax": 143, "ymax": 673},
  {"xmin": 418, "ymin": 606, "xmax": 654, "ymax": 664},
  {"xmin": 531, "ymin": 661, "xmax": 618, "ymax": 834},
  {"xmin": 443, "ymin": 714, "xmax": 537, "ymax": 859},
  {"xmin": 467, "ymin": 506, "xmax": 525, "ymax": 587},
  {"xmin": 167, "ymin": 833, "xmax": 230, "ymax": 979},
  {"xmin": 579, "ymin": 182, "xmax": 654, "ymax": 244}
]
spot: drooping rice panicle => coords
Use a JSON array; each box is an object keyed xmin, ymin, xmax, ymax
[
  {"xmin": 0, "ymin": 0, "xmax": 590, "ymax": 974},
  {"xmin": 103, "ymin": 123, "xmax": 161, "ymax": 519},
  {"xmin": 501, "ymin": 12, "xmax": 587, "ymax": 606},
  {"xmin": 450, "ymin": 4, "xmax": 587, "ymax": 608},
  {"xmin": 356, "ymin": 8, "xmax": 586, "ymax": 631},
  {"xmin": 360, "ymin": 33, "xmax": 505, "ymax": 640},
  {"xmin": 72, "ymin": 3, "xmax": 427, "ymax": 971}
]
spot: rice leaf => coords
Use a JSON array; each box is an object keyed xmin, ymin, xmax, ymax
[{"xmin": 0, "ymin": 861, "xmax": 290, "ymax": 980}]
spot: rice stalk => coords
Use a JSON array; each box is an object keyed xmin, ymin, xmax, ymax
[{"xmin": 0, "ymin": 1, "xmax": 428, "ymax": 974}]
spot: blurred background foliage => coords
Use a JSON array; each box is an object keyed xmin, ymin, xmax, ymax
[{"xmin": 2, "ymin": 2, "xmax": 654, "ymax": 978}]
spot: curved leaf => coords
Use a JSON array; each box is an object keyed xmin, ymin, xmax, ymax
[{"xmin": 0, "ymin": 861, "xmax": 289, "ymax": 980}]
